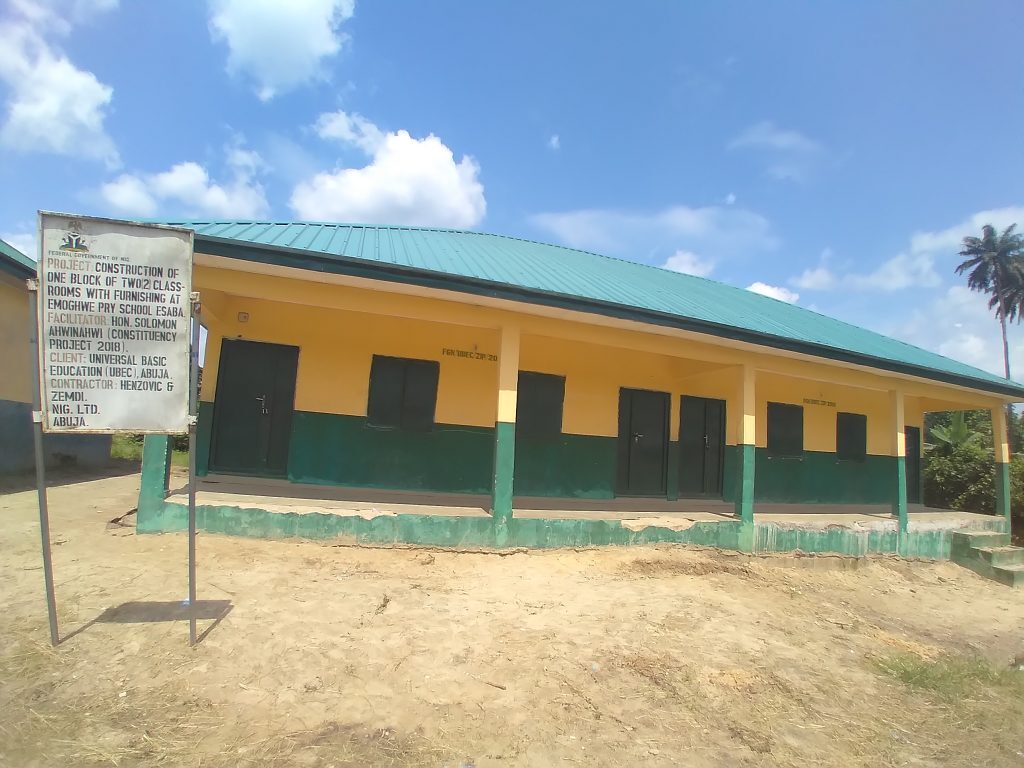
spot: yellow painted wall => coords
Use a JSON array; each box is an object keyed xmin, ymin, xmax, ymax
[
  {"xmin": 519, "ymin": 333, "xmax": 731, "ymax": 439},
  {"xmin": 201, "ymin": 293, "xmax": 500, "ymax": 427},
  {"xmin": 0, "ymin": 279, "xmax": 31, "ymax": 404},
  {"xmin": 193, "ymin": 263, "xmax": 993, "ymax": 456},
  {"xmin": 755, "ymin": 372, "xmax": 904, "ymax": 455}
]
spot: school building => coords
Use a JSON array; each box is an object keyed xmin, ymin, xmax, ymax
[
  {"xmin": 136, "ymin": 222, "xmax": 1023, "ymax": 557},
  {"xmin": 0, "ymin": 239, "xmax": 110, "ymax": 474}
]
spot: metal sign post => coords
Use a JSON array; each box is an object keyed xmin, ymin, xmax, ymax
[
  {"xmin": 187, "ymin": 295, "xmax": 200, "ymax": 646},
  {"xmin": 27, "ymin": 279, "xmax": 59, "ymax": 646},
  {"xmin": 32, "ymin": 211, "xmax": 196, "ymax": 646}
]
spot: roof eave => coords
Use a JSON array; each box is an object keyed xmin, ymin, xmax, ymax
[
  {"xmin": 0, "ymin": 259, "xmax": 35, "ymax": 281},
  {"xmin": 193, "ymin": 234, "xmax": 1024, "ymax": 401}
]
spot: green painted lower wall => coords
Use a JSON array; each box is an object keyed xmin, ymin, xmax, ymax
[
  {"xmin": 288, "ymin": 411, "xmax": 494, "ymax": 493},
  {"xmin": 195, "ymin": 405, "xmax": 905, "ymax": 505},
  {"xmin": 513, "ymin": 433, "xmax": 617, "ymax": 499},
  {"xmin": 138, "ymin": 500, "xmax": 747, "ymax": 549},
  {"xmin": 722, "ymin": 447, "xmax": 896, "ymax": 504},
  {"xmin": 202, "ymin": 402, "xmax": 621, "ymax": 499},
  {"xmin": 196, "ymin": 401, "xmax": 214, "ymax": 477},
  {"xmin": 137, "ymin": 497, "xmax": 1006, "ymax": 558},
  {"xmin": 996, "ymin": 461, "xmax": 1011, "ymax": 521}
]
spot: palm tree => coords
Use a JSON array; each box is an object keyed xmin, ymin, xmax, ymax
[
  {"xmin": 955, "ymin": 224, "xmax": 1024, "ymax": 382},
  {"xmin": 956, "ymin": 223, "xmax": 1024, "ymax": 451}
]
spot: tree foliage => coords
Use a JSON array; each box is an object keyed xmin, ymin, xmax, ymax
[
  {"xmin": 928, "ymin": 411, "xmax": 983, "ymax": 454},
  {"xmin": 923, "ymin": 409, "xmax": 1024, "ymax": 519},
  {"xmin": 955, "ymin": 224, "xmax": 1024, "ymax": 378},
  {"xmin": 923, "ymin": 441, "xmax": 996, "ymax": 514}
]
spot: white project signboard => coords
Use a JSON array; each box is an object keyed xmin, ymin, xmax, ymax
[{"xmin": 37, "ymin": 213, "xmax": 194, "ymax": 433}]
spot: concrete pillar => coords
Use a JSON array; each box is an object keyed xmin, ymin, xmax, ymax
[
  {"xmin": 491, "ymin": 325, "xmax": 520, "ymax": 543},
  {"xmin": 137, "ymin": 434, "xmax": 172, "ymax": 530},
  {"xmin": 991, "ymin": 406, "xmax": 1012, "ymax": 525},
  {"xmin": 735, "ymin": 364, "xmax": 756, "ymax": 527},
  {"xmin": 890, "ymin": 390, "xmax": 908, "ymax": 536}
]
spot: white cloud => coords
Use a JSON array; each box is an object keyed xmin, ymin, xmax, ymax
[
  {"xmin": 730, "ymin": 121, "xmax": 821, "ymax": 153},
  {"xmin": 846, "ymin": 251, "xmax": 941, "ymax": 291},
  {"xmin": 531, "ymin": 204, "xmax": 777, "ymax": 264},
  {"xmin": 662, "ymin": 250, "xmax": 714, "ymax": 278},
  {"xmin": 789, "ymin": 207, "xmax": 1024, "ymax": 294},
  {"xmin": 102, "ymin": 174, "xmax": 157, "ymax": 216},
  {"xmin": 2, "ymin": 231, "xmax": 36, "ymax": 259},
  {"xmin": 747, "ymin": 282, "xmax": 799, "ymax": 303},
  {"xmin": 792, "ymin": 248, "xmax": 838, "ymax": 291},
  {"xmin": 729, "ymin": 120, "xmax": 824, "ymax": 182},
  {"xmin": 548, "ymin": 134, "xmax": 560, "ymax": 151},
  {"xmin": 892, "ymin": 285, "xmax": 1024, "ymax": 377},
  {"xmin": 0, "ymin": 0, "xmax": 119, "ymax": 165},
  {"xmin": 792, "ymin": 264, "xmax": 837, "ymax": 291},
  {"xmin": 909, "ymin": 206, "xmax": 1024, "ymax": 256},
  {"xmin": 100, "ymin": 145, "xmax": 269, "ymax": 219},
  {"xmin": 291, "ymin": 111, "xmax": 486, "ymax": 228},
  {"xmin": 724, "ymin": 193, "xmax": 736, "ymax": 206},
  {"xmin": 209, "ymin": 0, "xmax": 355, "ymax": 100},
  {"xmin": 315, "ymin": 109, "xmax": 384, "ymax": 153}
]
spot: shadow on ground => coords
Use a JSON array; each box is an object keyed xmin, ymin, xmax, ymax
[{"xmin": 61, "ymin": 599, "xmax": 233, "ymax": 646}]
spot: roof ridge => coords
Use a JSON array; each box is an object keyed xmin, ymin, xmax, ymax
[
  {"xmin": 168, "ymin": 220, "xmax": 1024, "ymax": 395},
  {"xmin": 170, "ymin": 219, "xmax": 739, "ymax": 286}
]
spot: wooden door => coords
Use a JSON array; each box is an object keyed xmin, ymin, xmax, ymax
[
  {"xmin": 617, "ymin": 388, "xmax": 670, "ymax": 496},
  {"xmin": 678, "ymin": 396, "xmax": 726, "ymax": 497},
  {"xmin": 210, "ymin": 340, "xmax": 299, "ymax": 476}
]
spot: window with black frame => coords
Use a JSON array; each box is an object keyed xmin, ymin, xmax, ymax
[
  {"xmin": 516, "ymin": 371, "xmax": 565, "ymax": 439},
  {"xmin": 367, "ymin": 355, "xmax": 440, "ymax": 431},
  {"xmin": 836, "ymin": 411, "xmax": 867, "ymax": 461},
  {"xmin": 767, "ymin": 402, "xmax": 803, "ymax": 457}
]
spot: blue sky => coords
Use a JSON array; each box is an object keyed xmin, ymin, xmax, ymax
[{"xmin": 2, "ymin": 0, "xmax": 1023, "ymax": 376}]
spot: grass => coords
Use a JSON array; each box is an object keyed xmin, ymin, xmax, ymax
[
  {"xmin": 873, "ymin": 652, "xmax": 1022, "ymax": 701},
  {"xmin": 110, "ymin": 434, "xmax": 189, "ymax": 467},
  {"xmin": 871, "ymin": 651, "xmax": 1024, "ymax": 766}
]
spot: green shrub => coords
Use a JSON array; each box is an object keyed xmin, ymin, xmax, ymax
[{"xmin": 922, "ymin": 441, "xmax": 995, "ymax": 513}]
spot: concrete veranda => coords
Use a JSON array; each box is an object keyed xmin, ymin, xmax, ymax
[{"xmin": 166, "ymin": 473, "xmax": 997, "ymax": 539}]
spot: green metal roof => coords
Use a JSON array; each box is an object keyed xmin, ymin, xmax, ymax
[
  {"xmin": 0, "ymin": 238, "xmax": 36, "ymax": 280},
  {"xmin": 171, "ymin": 221, "xmax": 1024, "ymax": 398}
]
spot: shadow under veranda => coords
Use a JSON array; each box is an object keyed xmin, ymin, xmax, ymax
[{"xmin": 0, "ymin": 458, "xmax": 142, "ymax": 494}]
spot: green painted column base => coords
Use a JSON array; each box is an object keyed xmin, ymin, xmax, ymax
[
  {"xmin": 893, "ymin": 455, "xmax": 908, "ymax": 535},
  {"xmin": 138, "ymin": 435, "xmax": 172, "ymax": 529},
  {"xmin": 491, "ymin": 421, "xmax": 515, "ymax": 528},
  {"xmin": 738, "ymin": 522, "xmax": 755, "ymax": 554},
  {"xmin": 996, "ymin": 461, "xmax": 1011, "ymax": 523},
  {"xmin": 734, "ymin": 443, "xmax": 755, "ymax": 525}
]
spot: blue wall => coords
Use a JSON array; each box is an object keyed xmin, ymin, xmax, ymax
[{"xmin": 0, "ymin": 398, "xmax": 112, "ymax": 474}]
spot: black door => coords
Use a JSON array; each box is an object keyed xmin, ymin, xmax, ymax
[
  {"xmin": 905, "ymin": 425, "xmax": 922, "ymax": 504},
  {"xmin": 210, "ymin": 339, "xmax": 299, "ymax": 476},
  {"xmin": 678, "ymin": 396, "xmax": 726, "ymax": 497},
  {"xmin": 617, "ymin": 388, "xmax": 670, "ymax": 496}
]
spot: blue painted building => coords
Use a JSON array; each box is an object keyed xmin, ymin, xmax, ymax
[{"xmin": 0, "ymin": 239, "xmax": 111, "ymax": 474}]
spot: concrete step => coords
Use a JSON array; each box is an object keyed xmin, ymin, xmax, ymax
[
  {"xmin": 991, "ymin": 564, "xmax": 1024, "ymax": 588},
  {"xmin": 951, "ymin": 530, "xmax": 1011, "ymax": 549},
  {"xmin": 977, "ymin": 546, "xmax": 1024, "ymax": 567}
]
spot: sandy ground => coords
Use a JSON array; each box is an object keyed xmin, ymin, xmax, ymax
[{"xmin": 2, "ymin": 469, "xmax": 1023, "ymax": 767}]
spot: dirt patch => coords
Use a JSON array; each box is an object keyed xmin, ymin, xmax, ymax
[
  {"xmin": 2, "ymin": 473, "xmax": 1024, "ymax": 767},
  {"xmin": 619, "ymin": 554, "xmax": 753, "ymax": 577}
]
